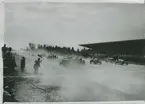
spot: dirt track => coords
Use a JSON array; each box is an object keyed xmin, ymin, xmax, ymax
[{"xmin": 13, "ymin": 50, "xmax": 145, "ymax": 102}]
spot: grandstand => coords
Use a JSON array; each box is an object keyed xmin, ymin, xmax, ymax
[
  {"xmin": 79, "ymin": 39, "xmax": 145, "ymax": 55},
  {"xmin": 79, "ymin": 39, "xmax": 145, "ymax": 64}
]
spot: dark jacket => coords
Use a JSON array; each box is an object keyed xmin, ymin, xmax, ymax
[{"xmin": 21, "ymin": 58, "xmax": 25, "ymax": 68}]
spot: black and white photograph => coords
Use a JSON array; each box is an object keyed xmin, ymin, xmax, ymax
[{"xmin": 2, "ymin": 2, "xmax": 145, "ymax": 102}]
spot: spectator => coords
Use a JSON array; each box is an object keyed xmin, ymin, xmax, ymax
[
  {"xmin": 11, "ymin": 56, "xmax": 17, "ymax": 71},
  {"xmin": 3, "ymin": 47, "xmax": 13, "ymax": 74},
  {"xmin": 2, "ymin": 44, "xmax": 7, "ymax": 57},
  {"xmin": 20, "ymin": 57, "xmax": 26, "ymax": 72}
]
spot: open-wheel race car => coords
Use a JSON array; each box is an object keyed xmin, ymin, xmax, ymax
[
  {"xmin": 90, "ymin": 58, "xmax": 102, "ymax": 65},
  {"xmin": 47, "ymin": 54, "xmax": 58, "ymax": 59},
  {"xmin": 105, "ymin": 57, "xmax": 116, "ymax": 63},
  {"xmin": 73, "ymin": 58, "xmax": 85, "ymax": 65},
  {"xmin": 115, "ymin": 59, "xmax": 128, "ymax": 65},
  {"xmin": 59, "ymin": 57, "xmax": 85, "ymax": 66},
  {"xmin": 59, "ymin": 58, "xmax": 70, "ymax": 66}
]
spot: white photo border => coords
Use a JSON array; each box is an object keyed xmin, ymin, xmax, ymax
[
  {"xmin": 2, "ymin": 0, "xmax": 145, "ymax": 3},
  {"xmin": 0, "ymin": 0, "xmax": 145, "ymax": 104}
]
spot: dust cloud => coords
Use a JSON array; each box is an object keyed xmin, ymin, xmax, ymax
[{"xmin": 15, "ymin": 49, "xmax": 145, "ymax": 101}]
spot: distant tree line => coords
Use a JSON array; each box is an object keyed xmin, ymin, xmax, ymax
[
  {"xmin": 28, "ymin": 42, "xmax": 94, "ymax": 57},
  {"xmin": 28, "ymin": 42, "xmax": 145, "ymax": 64}
]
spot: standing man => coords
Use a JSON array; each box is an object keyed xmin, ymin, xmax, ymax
[
  {"xmin": 2, "ymin": 44, "xmax": 7, "ymax": 57},
  {"xmin": 20, "ymin": 57, "xmax": 25, "ymax": 72},
  {"xmin": 3, "ymin": 47, "xmax": 13, "ymax": 74},
  {"xmin": 34, "ymin": 58, "xmax": 42, "ymax": 74},
  {"xmin": 11, "ymin": 56, "xmax": 17, "ymax": 72}
]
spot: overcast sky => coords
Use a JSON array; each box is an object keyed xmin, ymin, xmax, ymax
[{"xmin": 4, "ymin": 3, "xmax": 145, "ymax": 49}]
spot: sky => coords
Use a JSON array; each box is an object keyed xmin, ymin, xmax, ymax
[{"xmin": 4, "ymin": 3, "xmax": 145, "ymax": 50}]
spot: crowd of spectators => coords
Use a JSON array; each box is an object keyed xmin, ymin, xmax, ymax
[{"xmin": 2, "ymin": 44, "xmax": 17, "ymax": 102}]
